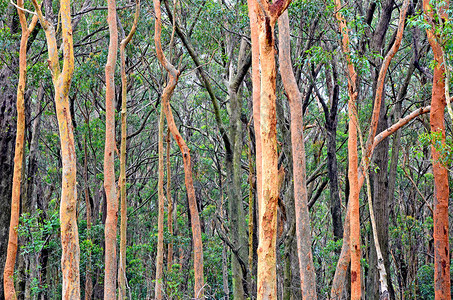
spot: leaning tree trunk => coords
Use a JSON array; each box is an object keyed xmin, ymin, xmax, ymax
[
  {"xmin": 423, "ymin": 0, "xmax": 451, "ymax": 298},
  {"xmin": 278, "ymin": 10, "xmax": 317, "ymax": 299},
  {"xmin": 31, "ymin": 0, "xmax": 80, "ymax": 297},
  {"xmin": 3, "ymin": 3, "xmax": 37, "ymax": 299},
  {"xmin": 153, "ymin": 0, "xmax": 205, "ymax": 297}
]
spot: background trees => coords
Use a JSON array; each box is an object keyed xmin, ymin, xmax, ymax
[{"xmin": 0, "ymin": 0, "xmax": 451, "ymax": 298}]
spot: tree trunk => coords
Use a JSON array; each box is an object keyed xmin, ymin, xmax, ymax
[
  {"xmin": 423, "ymin": 1, "xmax": 451, "ymax": 297},
  {"xmin": 247, "ymin": 128, "xmax": 255, "ymax": 296},
  {"xmin": 166, "ymin": 129, "xmax": 173, "ymax": 271},
  {"xmin": 84, "ymin": 134, "xmax": 93, "ymax": 300},
  {"xmin": 247, "ymin": 0, "xmax": 291, "ymax": 298},
  {"xmin": 30, "ymin": 0, "xmax": 80, "ymax": 296},
  {"xmin": 278, "ymin": 10, "xmax": 317, "ymax": 299},
  {"xmin": 103, "ymin": 0, "xmax": 119, "ymax": 296},
  {"xmin": 333, "ymin": 0, "xmax": 360, "ymax": 297},
  {"xmin": 218, "ymin": 166, "xmax": 230, "ymax": 300},
  {"xmin": 153, "ymin": 0, "xmax": 205, "ymax": 297},
  {"xmin": 155, "ymin": 107, "xmax": 165, "ymax": 299},
  {"xmin": 226, "ymin": 38, "xmax": 248, "ymax": 300},
  {"xmin": 246, "ymin": 4, "xmax": 261, "ymax": 294},
  {"xmin": 255, "ymin": 11, "xmax": 279, "ymax": 300},
  {"xmin": 3, "ymin": 5, "xmax": 37, "ymax": 299},
  {"xmin": 367, "ymin": 82, "xmax": 394, "ymax": 300},
  {"xmin": 0, "ymin": 12, "xmax": 22, "ymax": 299},
  {"xmin": 324, "ymin": 64, "xmax": 342, "ymax": 241},
  {"xmin": 332, "ymin": 1, "xmax": 409, "ymax": 296},
  {"xmin": 118, "ymin": 4, "xmax": 139, "ymax": 299},
  {"xmin": 384, "ymin": 61, "xmax": 415, "ymax": 300},
  {"xmin": 246, "ymin": 0, "xmax": 261, "ymax": 217}
]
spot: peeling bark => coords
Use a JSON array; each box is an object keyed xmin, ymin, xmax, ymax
[
  {"xmin": 423, "ymin": 0, "xmax": 451, "ymax": 298},
  {"xmin": 246, "ymin": 0, "xmax": 292, "ymax": 297},
  {"xmin": 30, "ymin": 0, "xmax": 80, "ymax": 296}
]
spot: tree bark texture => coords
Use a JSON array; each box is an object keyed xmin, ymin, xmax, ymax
[
  {"xmin": 247, "ymin": 0, "xmax": 291, "ymax": 297},
  {"xmin": 424, "ymin": 0, "xmax": 451, "ymax": 298},
  {"xmin": 247, "ymin": 0, "xmax": 261, "ymax": 217},
  {"xmin": 333, "ymin": 0, "xmax": 360, "ymax": 297},
  {"xmin": 103, "ymin": 0, "xmax": 119, "ymax": 296},
  {"xmin": 246, "ymin": 0, "xmax": 292, "ymax": 297},
  {"xmin": 155, "ymin": 107, "xmax": 165, "ymax": 299},
  {"xmin": 256, "ymin": 10, "xmax": 279, "ymax": 300},
  {"xmin": 167, "ymin": 130, "xmax": 173, "ymax": 272},
  {"xmin": 226, "ymin": 38, "xmax": 248, "ymax": 300},
  {"xmin": 3, "ymin": 4, "xmax": 37, "ymax": 299},
  {"xmin": 0, "ymin": 16, "xmax": 22, "ymax": 300},
  {"xmin": 30, "ymin": 0, "xmax": 80, "ymax": 297}
]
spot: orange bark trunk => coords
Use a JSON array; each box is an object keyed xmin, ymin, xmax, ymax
[
  {"xmin": 247, "ymin": 0, "xmax": 291, "ymax": 298},
  {"xmin": 32, "ymin": 0, "xmax": 80, "ymax": 297},
  {"xmin": 104, "ymin": 0, "xmax": 119, "ymax": 296},
  {"xmin": 30, "ymin": 0, "xmax": 80, "ymax": 297},
  {"xmin": 255, "ymin": 12, "xmax": 279, "ymax": 300},
  {"xmin": 167, "ymin": 129, "xmax": 174, "ymax": 271},
  {"xmin": 330, "ymin": 105, "xmax": 430, "ymax": 299},
  {"xmin": 3, "ymin": 4, "xmax": 37, "ymax": 299},
  {"xmin": 247, "ymin": 0, "xmax": 261, "ymax": 216},
  {"xmin": 423, "ymin": 1, "xmax": 451, "ymax": 298},
  {"xmin": 155, "ymin": 107, "xmax": 165, "ymax": 299},
  {"xmin": 333, "ymin": 0, "xmax": 360, "ymax": 298}
]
